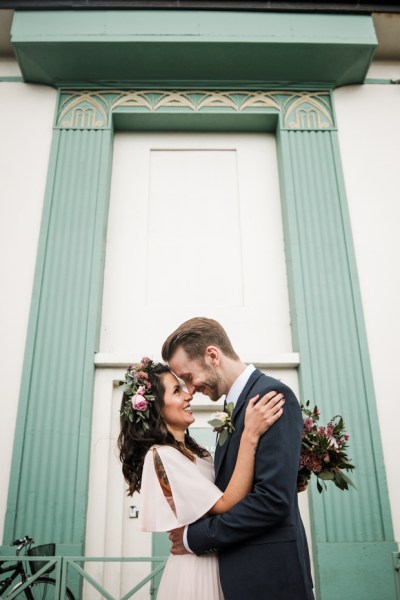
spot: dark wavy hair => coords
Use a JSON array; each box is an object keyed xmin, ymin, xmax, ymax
[{"xmin": 118, "ymin": 362, "xmax": 209, "ymax": 495}]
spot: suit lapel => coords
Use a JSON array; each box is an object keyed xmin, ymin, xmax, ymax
[{"xmin": 214, "ymin": 369, "xmax": 263, "ymax": 478}]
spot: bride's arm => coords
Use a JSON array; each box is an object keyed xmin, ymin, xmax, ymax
[{"xmin": 209, "ymin": 391, "xmax": 284, "ymax": 515}]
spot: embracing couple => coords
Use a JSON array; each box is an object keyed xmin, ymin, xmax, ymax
[{"xmin": 118, "ymin": 317, "xmax": 314, "ymax": 600}]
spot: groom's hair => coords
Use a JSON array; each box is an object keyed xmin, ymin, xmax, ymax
[{"xmin": 161, "ymin": 317, "xmax": 239, "ymax": 362}]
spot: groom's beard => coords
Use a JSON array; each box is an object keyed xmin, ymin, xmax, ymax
[{"xmin": 201, "ymin": 367, "xmax": 225, "ymax": 402}]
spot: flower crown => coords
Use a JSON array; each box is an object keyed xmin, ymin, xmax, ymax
[{"xmin": 120, "ymin": 357, "xmax": 156, "ymax": 431}]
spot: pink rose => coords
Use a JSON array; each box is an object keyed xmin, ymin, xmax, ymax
[
  {"xmin": 132, "ymin": 394, "xmax": 148, "ymax": 411},
  {"xmin": 303, "ymin": 418, "xmax": 314, "ymax": 431},
  {"xmin": 136, "ymin": 371, "xmax": 148, "ymax": 380},
  {"xmin": 137, "ymin": 386, "xmax": 146, "ymax": 395}
]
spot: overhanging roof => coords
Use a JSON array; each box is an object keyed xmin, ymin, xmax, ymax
[
  {"xmin": 11, "ymin": 10, "xmax": 377, "ymax": 87},
  {"xmin": 3, "ymin": 1, "xmax": 400, "ymax": 12}
]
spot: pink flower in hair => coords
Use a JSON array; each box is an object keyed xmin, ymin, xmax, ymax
[
  {"xmin": 132, "ymin": 394, "xmax": 148, "ymax": 412},
  {"xmin": 136, "ymin": 371, "xmax": 148, "ymax": 380}
]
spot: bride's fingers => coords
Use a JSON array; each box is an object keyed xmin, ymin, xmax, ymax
[
  {"xmin": 257, "ymin": 391, "xmax": 284, "ymax": 407},
  {"xmin": 264, "ymin": 398, "xmax": 285, "ymax": 421},
  {"xmin": 271, "ymin": 399, "xmax": 285, "ymax": 414},
  {"xmin": 269, "ymin": 403, "xmax": 284, "ymax": 420},
  {"xmin": 248, "ymin": 394, "xmax": 260, "ymax": 408}
]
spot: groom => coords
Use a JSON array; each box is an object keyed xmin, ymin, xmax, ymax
[{"xmin": 162, "ymin": 317, "xmax": 314, "ymax": 600}]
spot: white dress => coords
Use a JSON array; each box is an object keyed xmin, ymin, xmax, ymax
[{"xmin": 137, "ymin": 445, "xmax": 224, "ymax": 600}]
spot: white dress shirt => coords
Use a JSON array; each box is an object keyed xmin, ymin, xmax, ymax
[
  {"xmin": 224, "ymin": 363, "xmax": 256, "ymax": 409},
  {"xmin": 183, "ymin": 363, "xmax": 256, "ymax": 552}
]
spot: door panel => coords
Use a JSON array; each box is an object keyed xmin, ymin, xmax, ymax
[{"xmin": 99, "ymin": 132, "xmax": 292, "ymax": 362}]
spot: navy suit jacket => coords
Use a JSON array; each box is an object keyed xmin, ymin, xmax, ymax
[{"xmin": 187, "ymin": 369, "xmax": 314, "ymax": 600}]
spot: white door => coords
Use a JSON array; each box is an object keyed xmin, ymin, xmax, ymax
[
  {"xmin": 98, "ymin": 132, "xmax": 293, "ymax": 361},
  {"xmin": 85, "ymin": 132, "xmax": 311, "ymax": 599}
]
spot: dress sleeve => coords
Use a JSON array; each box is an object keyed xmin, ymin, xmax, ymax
[{"xmin": 137, "ymin": 446, "xmax": 223, "ymax": 532}]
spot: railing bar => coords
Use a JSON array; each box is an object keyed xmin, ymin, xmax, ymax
[
  {"xmin": 0, "ymin": 557, "xmax": 59, "ymax": 564},
  {"xmin": 52, "ymin": 559, "xmax": 62, "ymax": 599},
  {"xmin": 120, "ymin": 562, "xmax": 167, "ymax": 600},
  {"xmin": 24, "ymin": 558, "xmax": 59, "ymax": 580},
  {"xmin": 0, "ymin": 555, "xmax": 167, "ymax": 562},
  {"xmin": 64, "ymin": 559, "xmax": 116, "ymax": 600},
  {"xmin": 64, "ymin": 556, "xmax": 168, "ymax": 562},
  {"xmin": 7, "ymin": 581, "xmax": 33, "ymax": 599},
  {"xmin": 60, "ymin": 556, "xmax": 69, "ymax": 600}
]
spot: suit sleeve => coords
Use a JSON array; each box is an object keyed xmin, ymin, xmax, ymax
[{"xmin": 187, "ymin": 382, "xmax": 303, "ymax": 554}]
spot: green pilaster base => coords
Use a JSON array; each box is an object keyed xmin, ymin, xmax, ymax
[{"xmin": 316, "ymin": 542, "xmax": 398, "ymax": 600}]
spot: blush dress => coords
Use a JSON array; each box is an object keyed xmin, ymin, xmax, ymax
[{"xmin": 137, "ymin": 445, "xmax": 224, "ymax": 600}]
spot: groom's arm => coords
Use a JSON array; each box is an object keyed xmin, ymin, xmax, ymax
[{"xmin": 186, "ymin": 382, "xmax": 303, "ymax": 555}]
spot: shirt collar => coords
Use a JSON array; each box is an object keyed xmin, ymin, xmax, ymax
[{"xmin": 225, "ymin": 364, "xmax": 256, "ymax": 408}]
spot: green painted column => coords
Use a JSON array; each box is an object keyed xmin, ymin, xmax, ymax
[
  {"xmin": 277, "ymin": 108, "xmax": 397, "ymax": 599},
  {"xmin": 4, "ymin": 123, "xmax": 113, "ymax": 554}
]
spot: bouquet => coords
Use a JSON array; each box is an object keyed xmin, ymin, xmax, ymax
[{"xmin": 299, "ymin": 402, "xmax": 356, "ymax": 493}]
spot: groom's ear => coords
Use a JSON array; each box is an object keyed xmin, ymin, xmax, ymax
[{"xmin": 204, "ymin": 345, "xmax": 221, "ymax": 367}]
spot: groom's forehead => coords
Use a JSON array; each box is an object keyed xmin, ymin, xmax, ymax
[{"xmin": 169, "ymin": 347, "xmax": 202, "ymax": 375}]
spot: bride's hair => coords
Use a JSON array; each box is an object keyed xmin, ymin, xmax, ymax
[{"xmin": 118, "ymin": 361, "xmax": 209, "ymax": 495}]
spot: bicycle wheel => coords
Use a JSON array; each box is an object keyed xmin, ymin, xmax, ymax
[{"xmin": 11, "ymin": 577, "xmax": 75, "ymax": 600}]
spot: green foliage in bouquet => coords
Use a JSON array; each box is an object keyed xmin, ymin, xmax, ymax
[{"xmin": 299, "ymin": 402, "xmax": 356, "ymax": 493}]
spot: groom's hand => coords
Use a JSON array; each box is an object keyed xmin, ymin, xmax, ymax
[
  {"xmin": 169, "ymin": 526, "xmax": 189, "ymax": 555},
  {"xmin": 297, "ymin": 480, "xmax": 309, "ymax": 493}
]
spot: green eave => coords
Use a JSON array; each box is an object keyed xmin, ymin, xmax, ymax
[{"xmin": 11, "ymin": 10, "xmax": 377, "ymax": 88}]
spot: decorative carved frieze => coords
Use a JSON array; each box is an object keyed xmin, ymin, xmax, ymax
[{"xmin": 57, "ymin": 90, "xmax": 334, "ymax": 130}]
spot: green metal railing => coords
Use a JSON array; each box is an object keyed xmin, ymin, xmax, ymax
[
  {"xmin": 0, "ymin": 555, "xmax": 167, "ymax": 599},
  {"xmin": 1, "ymin": 556, "xmax": 63, "ymax": 599}
]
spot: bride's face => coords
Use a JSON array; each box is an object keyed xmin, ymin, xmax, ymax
[{"xmin": 161, "ymin": 372, "xmax": 195, "ymax": 435}]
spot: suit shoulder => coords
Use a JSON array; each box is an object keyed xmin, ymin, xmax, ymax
[{"xmin": 254, "ymin": 371, "xmax": 294, "ymax": 394}]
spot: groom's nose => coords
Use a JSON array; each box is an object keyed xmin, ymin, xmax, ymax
[{"xmin": 186, "ymin": 382, "xmax": 196, "ymax": 395}]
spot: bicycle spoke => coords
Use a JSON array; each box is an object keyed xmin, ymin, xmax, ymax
[{"xmin": 27, "ymin": 579, "xmax": 56, "ymax": 600}]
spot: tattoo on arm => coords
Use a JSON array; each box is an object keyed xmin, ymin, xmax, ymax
[{"xmin": 153, "ymin": 449, "xmax": 172, "ymax": 497}]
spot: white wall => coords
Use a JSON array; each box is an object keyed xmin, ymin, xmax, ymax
[
  {"xmin": 0, "ymin": 63, "xmax": 56, "ymax": 543},
  {"xmin": 334, "ymin": 61, "xmax": 400, "ymax": 545}
]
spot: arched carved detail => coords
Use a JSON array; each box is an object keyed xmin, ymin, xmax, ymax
[{"xmin": 56, "ymin": 90, "xmax": 334, "ymax": 130}]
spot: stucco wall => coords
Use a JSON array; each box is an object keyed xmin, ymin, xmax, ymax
[
  {"xmin": 0, "ymin": 61, "xmax": 56, "ymax": 543},
  {"xmin": 334, "ymin": 61, "xmax": 400, "ymax": 546}
]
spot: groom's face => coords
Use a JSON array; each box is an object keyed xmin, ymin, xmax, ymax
[{"xmin": 169, "ymin": 346, "xmax": 225, "ymax": 402}]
